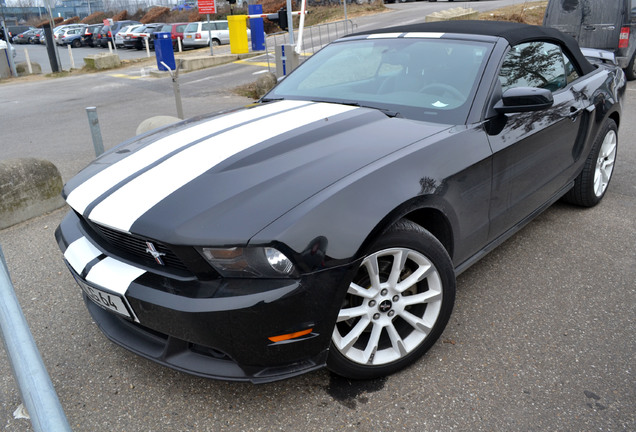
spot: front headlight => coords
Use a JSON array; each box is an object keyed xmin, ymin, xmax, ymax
[{"xmin": 199, "ymin": 247, "xmax": 296, "ymax": 278}]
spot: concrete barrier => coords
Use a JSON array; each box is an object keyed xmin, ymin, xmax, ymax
[
  {"xmin": 16, "ymin": 62, "xmax": 42, "ymax": 76},
  {"xmin": 0, "ymin": 159, "xmax": 65, "ymax": 230},
  {"xmin": 425, "ymin": 7, "xmax": 479, "ymax": 22},
  {"xmin": 136, "ymin": 116, "xmax": 181, "ymax": 135},
  {"xmin": 84, "ymin": 53, "xmax": 121, "ymax": 70},
  {"xmin": 176, "ymin": 52, "xmax": 262, "ymax": 73}
]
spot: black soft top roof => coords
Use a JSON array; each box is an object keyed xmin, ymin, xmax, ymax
[{"xmin": 351, "ymin": 20, "xmax": 595, "ymax": 75}]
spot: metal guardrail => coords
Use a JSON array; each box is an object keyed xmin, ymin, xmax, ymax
[
  {"xmin": 264, "ymin": 19, "xmax": 356, "ymax": 72},
  {"xmin": 0, "ymin": 245, "xmax": 72, "ymax": 432}
]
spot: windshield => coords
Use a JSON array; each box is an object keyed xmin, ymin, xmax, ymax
[{"xmin": 265, "ymin": 37, "xmax": 493, "ymax": 124}]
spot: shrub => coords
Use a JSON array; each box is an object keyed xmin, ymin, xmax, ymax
[
  {"xmin": 81, "ymin": 12, "xmax": 107, "ymax": 24},
  {"xmin": 168, "ymin": 10, "xmax": 193, "ymax": 23},
  {"xmin": 34, "ymin": 17, "xmax": 64, "ymax": 28},
  {"xmin": 112, "ymin": 10, "xmax": 129, "ymax": 21},
  {"xmin": 130, "ymin": 8, "xmax": 146, "ymax": 21},
  {"xmin": 260, "ymin": 0, "xmax": 287, "ymax": 33},
  {"xmin": 141, "ymin": 7, "xmax": 171, "ymax": 24},
  {"xmin": 59, "ymin": 16, "xmax": 80, "ymax": 26}
]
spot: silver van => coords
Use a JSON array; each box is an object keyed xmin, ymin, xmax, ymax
[
  {"xmin": 183, "ymin": 21, "xmax": 231, "ymax": 47},
  {"xmin": 182, "ymin": 20, "xmax": 250, "ymax": 48},
  {"xmin": 544, "ymin": 0, "xmax": 636, "ymax": 79}
]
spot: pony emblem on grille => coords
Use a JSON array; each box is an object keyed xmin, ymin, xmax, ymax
[{"xmin": 145, "ymin": 242, "xmax": 166, "ymax": 265}]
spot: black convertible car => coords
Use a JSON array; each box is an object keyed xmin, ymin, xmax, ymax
[{"xmin": 56, "ymin": 21, "xmax": 624, "ymax": 382}]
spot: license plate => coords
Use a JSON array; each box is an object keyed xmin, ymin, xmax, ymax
[
  {"xmin": 75, "ymin": 277, "xmax": 133, "ymax": 320},
  {"xmin": 186, "ymin": 35, "xmax": 191, "ymax": 39}
]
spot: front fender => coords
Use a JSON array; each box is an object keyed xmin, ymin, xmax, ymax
[{"xmin": 250, "ymin": 124, "xmax": 493, "ymax": 271}]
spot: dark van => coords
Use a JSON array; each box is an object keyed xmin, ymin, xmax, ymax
[{"xmin": 544, "ymin": 0, "xmax": 636, "ymax": 79}]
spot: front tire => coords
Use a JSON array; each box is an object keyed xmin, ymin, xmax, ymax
[
  {"xmin": 327, "ymin": 220, "xmax": 455, "ymax": 380},
  {"xmin": 563, "ymin": 118, "xmax": 618, "ymax": 207}
]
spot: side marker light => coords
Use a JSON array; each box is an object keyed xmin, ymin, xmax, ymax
[{"xmin": 268, "ymin": 328, "xmax": 313, "ymax": 343}]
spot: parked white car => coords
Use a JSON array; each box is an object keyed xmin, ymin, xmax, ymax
[
  {"xmin": 182, "ymin": 20, "xmax": 250, "ymax": 47},
  {"xmin": 115, "ymin": 24, "xmax": 143, "ymax": 47}
]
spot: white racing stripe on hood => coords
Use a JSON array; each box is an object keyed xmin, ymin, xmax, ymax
[
  {"xmin": 88, "ymin": 102, "xmax": 358, "ymax": 232},
  {"xmin": 66, "ymin": 100, "xmax": 311, "ymax": 214}
]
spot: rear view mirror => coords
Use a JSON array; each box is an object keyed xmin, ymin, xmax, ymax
[{"xmin": 494, "ymin": 87, "xmax": 554, "ymax": 113}]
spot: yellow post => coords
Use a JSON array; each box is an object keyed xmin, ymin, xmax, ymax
[{"xmin": 228, "ymin": 15, "xmax": 249, "ymax": 54}]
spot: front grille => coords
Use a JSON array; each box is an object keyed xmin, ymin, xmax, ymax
[{"xmin": 91, "ymin": 222, "xmax": 189, "ymax": 271}]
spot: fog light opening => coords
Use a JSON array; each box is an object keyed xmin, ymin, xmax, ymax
[{"xmin": 265, "ymin": 247, "xmax": 294, "ymax": 275}]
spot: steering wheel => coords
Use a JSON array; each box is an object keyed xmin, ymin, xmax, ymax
[{"xmin": 419, "ymin": 83, "xmax": 464, "ymax": 100}]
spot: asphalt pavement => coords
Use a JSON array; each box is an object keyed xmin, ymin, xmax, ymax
[
  {"xmin": 1, "ymin": 2, "xmax": 635, "ymax": 431},
  {"xmin": 0, "ymin": 160, "xmax": 634, "ymax": 431}
]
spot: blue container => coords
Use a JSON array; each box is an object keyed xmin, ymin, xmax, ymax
[
  {"xmin": 248, "ymin": 4, "xmax": 266, "ymax": 52},
  {"xmin": 154, "ymin": 32, "xmax": 176, "ymax": 71}
]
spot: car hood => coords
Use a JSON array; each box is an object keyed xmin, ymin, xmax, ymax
[{"xmin": 64, "ymin": 100, "xmax": 449, "ymax": 245}]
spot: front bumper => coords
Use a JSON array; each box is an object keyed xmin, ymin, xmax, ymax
[{"xmin": 56, "ymin": 211, "xmax": 353, "ymax": 383}]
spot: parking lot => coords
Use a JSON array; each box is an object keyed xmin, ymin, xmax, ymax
[{"xmin": 1, "ymin": 2, "xmax": 635, "ymax": 431}]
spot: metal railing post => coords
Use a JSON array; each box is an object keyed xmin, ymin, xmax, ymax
[
  {"xmin": 0, "ymin": 246, "xmax": 72, "ymax": 432},
  {"xmin": 85, "ymin": 107, "xmax": 104, "ymax": 157},
  {"xmin": 160, "ymin": 61, "xmax": 184, "ymax": 120}
]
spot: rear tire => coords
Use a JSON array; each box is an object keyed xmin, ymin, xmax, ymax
[
  {"xmin": 563, "ymin": 118, "xmax": 617, "ymax": 207},
  {"xmin": 327, "ymin": 220, "xmax": 455, "ymax": 380}
]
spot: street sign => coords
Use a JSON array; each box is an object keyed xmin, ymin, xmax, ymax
[{"xmin": 198, "ymin": 0, "xmax": 215, "ymax": 14}]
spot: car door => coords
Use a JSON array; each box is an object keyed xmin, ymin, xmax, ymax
[{"xmin": 486, "ymin": 41, "xmax": 591, "ymax": 240}]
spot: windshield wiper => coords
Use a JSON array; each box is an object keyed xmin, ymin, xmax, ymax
[
  {"xmin": 321, "ymin": 100, "xmax": 400, "ymax": 118},
  {"xmin": 261, "ymin": 97, "xmax": 285, "ymax": 103}
]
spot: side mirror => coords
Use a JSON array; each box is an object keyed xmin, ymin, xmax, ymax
[{"xmin": 494, "ymin": 87, "xmax": 554, "ymax": 114}]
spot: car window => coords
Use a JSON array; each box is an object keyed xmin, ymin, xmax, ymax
[
  {"xmin": 216, "ymin": 22, "xmax": 229, "ymax": 31},
  {"xmin": 176, "ymin": 25, "xmax": 186, "ymax": 32},
  {"xmin": 185, "ymin": 23, "xmax": 198, "ymax": 32},
  {"xmin": 562, "ymin": 51, "xmax": 580, "ymax": 83},
  {"xmin": 499, "ymin": 41, "xmax": 568, "ymax": 92}
]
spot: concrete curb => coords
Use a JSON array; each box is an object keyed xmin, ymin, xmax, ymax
[
  {"xmin": 171, "ymin": 51, "xmax": 264, "ymax": 74},
  {"xmin": 425, "ymin": 7, "xmax": 479, "ymax": 22},
  {"xmin": 0, "ymin": 158, "xmax": 65, "ymax": 230}
]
